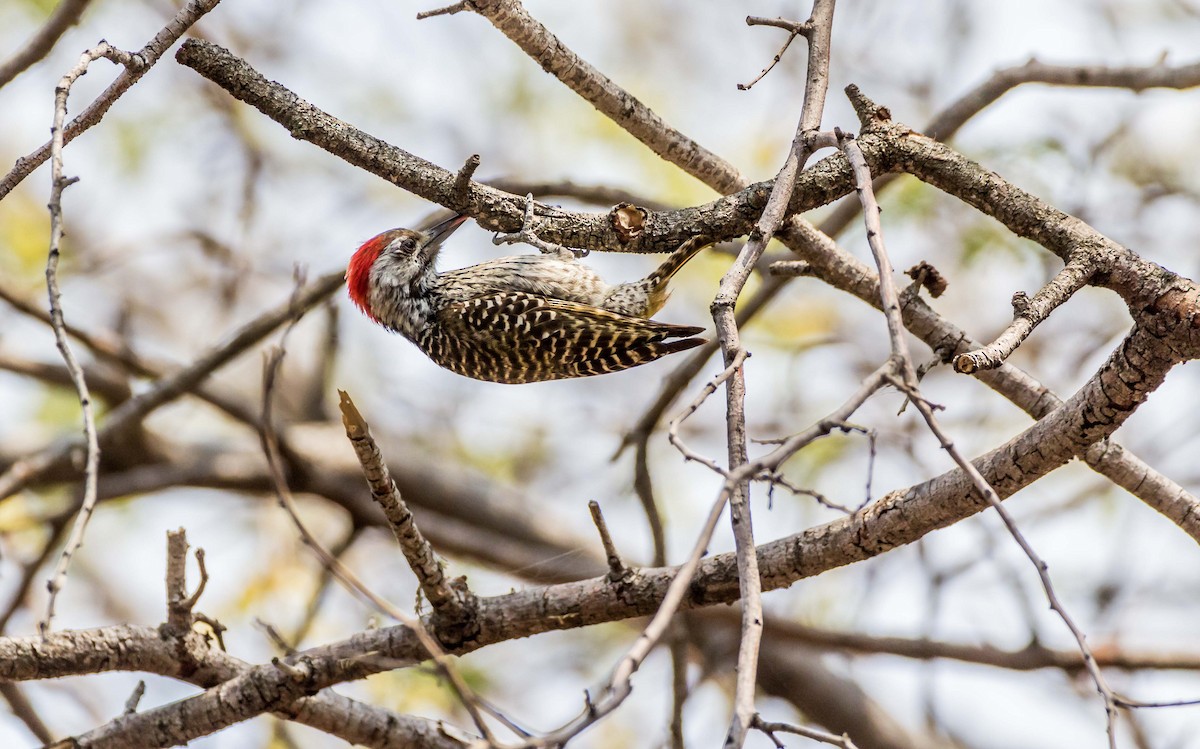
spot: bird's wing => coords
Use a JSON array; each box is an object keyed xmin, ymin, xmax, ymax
[{"xmin": 433, "ymin": 291, "xmax": 705, "ymax": 383}]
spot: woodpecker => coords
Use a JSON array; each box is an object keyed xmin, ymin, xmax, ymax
[{"xmin": 346, "ymin": 214, "xmax": 708, "ymax": 383}]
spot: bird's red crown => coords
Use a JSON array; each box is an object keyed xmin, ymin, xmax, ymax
[{"xmin": 346, "ymin": 232, "xmax": 391, "ymax": 322}]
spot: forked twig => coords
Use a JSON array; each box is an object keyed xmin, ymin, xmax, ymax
[{"xmin": 739, "ymin": 16, "xmax": 814, "ymax": 91}]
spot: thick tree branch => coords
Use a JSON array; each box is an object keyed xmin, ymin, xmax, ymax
[
  {"xmin": 0, "ymin": 624, "xmax": 467, "ymax": 749},
  {"xmin": 174, "ymin": 40, "xmax": 769, "ymax": 253}
]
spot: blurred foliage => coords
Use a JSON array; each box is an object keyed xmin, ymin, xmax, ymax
[
  {"xmin": 959, "ymin": 218, "xmax": 1035, "ymax": 266},
  {"xmin": 0, "ymin": 492, "xmax": 51, "ymax": 536},
  {"xmin": 35, "ymin": 386, "xmax": 104, "ymax": 429},
  {"xmin": 0, "ymin": 190, "xmax": 49, "ymax": 283},
  {"xmin": 750, "ymin": 293, "xmax": 839, "ymax": 345},
  {"xmin": 12, "ymin": 0, "xmax": 59, "ymax": 16},
  {"xmin": 366, "ymin": 665, "xmax": 491, "ymax": 717}
]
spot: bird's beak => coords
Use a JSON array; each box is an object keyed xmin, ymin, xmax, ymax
[
  {"xmin": 419, "ymin": 214, "xmax": 469, "ymax": 259},
  {"xmin": 415, "ymin": 213, "xmax": 468, "ymax": 266}
]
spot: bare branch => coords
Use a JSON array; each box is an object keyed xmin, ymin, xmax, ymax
[
  {"xmin": 262, "ymin": 328, "xmax": 498, "ymax": 744},
  {"xmin": 338, "ymin": 390, "xmax": 477, "ymax": 635},
  {"xmin": 0, "ymin": 623, "xmax": 471, "ymax": 748},
  {"xmin": 588, "ymin": 501, "xmax": 629, "ymax": 582},
  {"xmin": 738, "ymin": 16, "xmax": 813, "ymax": 91},
  {"xmin": 416, "ymin": 1, "xmax": 470, "ymax": 21},
  {"xmin": 453, "ymin": 153, "xmax": 481, "ymax": 204},
  {"xmin": 122, "ymin": 681, "xmax": 146, "ymax": 715},
  {"xmin": 39, "ymin": 40, "xmax": 122, "ymax": 637},
  {"xmin": 666, "ymin": 350, "xmax": 746, "ymax": 476},
  {"xmin": 712, "ymin": 7, "xmax": 837, "ymax": 743},
  {"xmin": 839, "ymin": 110, "xmax": 1131, "ymax": 747},
  {"xmin": 927, "ymin": 57, "xmax": 1200, "ymax": 142},
  {"xmin": 955, "ymin": 256, "xmax": 1093, "ymax": 372},
  {"xmin": 753, "ymin": 715, "xmax": 860, "ymax": 749}
]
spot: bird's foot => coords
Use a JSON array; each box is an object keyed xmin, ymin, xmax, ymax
[{"xmin": 492, "ymin": 193, "xmax": 588, "ymax": 258}]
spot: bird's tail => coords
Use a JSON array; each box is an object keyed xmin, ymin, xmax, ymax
[
  {"xmin": 636, "ymin": 236, "xmax": 710, "ymax": 317},
  {"xmin": 645, "ymin": 236, "xmax": 710, "ymax": 290}
]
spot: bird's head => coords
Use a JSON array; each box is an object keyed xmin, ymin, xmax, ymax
[{"xmin": 346, "ymin": 213, "xmax": 468, "ymax": 320}]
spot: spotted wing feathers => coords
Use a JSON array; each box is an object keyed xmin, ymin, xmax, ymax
[{"xmin": 425, "ymin": 292, "xmax": 706, "ymax": 383}]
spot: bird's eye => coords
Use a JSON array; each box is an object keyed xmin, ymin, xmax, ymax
[{"xmin": 394, "ymin": 237, "xmax": 417, "ymax": 254}]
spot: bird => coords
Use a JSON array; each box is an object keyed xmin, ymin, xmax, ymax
[{"xmin": 346, "ymin": 213, "xmax": 708, "ymax": 383}]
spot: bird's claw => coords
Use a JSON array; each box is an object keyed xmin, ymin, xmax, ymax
[{"xmin": 492, "ymin": 193, "xmax": 587, "ymax": 258}]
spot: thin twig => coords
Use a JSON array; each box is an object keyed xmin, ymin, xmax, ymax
[
  {"xmin": 666, "ymin": 351, "xmax": 747, "ymax": 477},
  {"xmin": 738, "ymin": 17, "xmax": 812, "ymax": 91},
  {"xmin": 39, "ymin": 41, "xmax": 127, "ymax": 637},
  {"xmin": 752, "ymin": 715, "xmax": 860, "ymax": 749},
  {"xmin": 954, "ymin": 256, "xmax": 1093, "ymax": 373},
  {"xmin": 724, "ymin": 362, "xmax": 891, "ymax": 487},
  {"xmin": 587, "ymin": 501, "xmax": 628, "ymax": 582},
  {"xmin": 763, "ymin": 474, "xmax": 854, "ymax": 514},
  {"xmin": 123, "ymin": 681, "xmax": 146, "ymax": 715},
  {"xmin": 454, "ymin": 153, "xmax": 481, "ymax": 205},
  {"xmin": 710, "ymin": 6, "xmax": 837, "ymax": 744},
  {"xmin": 745, "ymin": 16, "xmax": 813, "ymax": 34},
  {"xmin": 182, "ymin": 547, "xmax": 209, "ymax": 612},
  {"xmin": 927, "ymin": 57, "xmax": 1200, "ymax": 143},
  {"xmin": 416, "ymin": 1, "xmax": 469, "ymax": 20}
]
